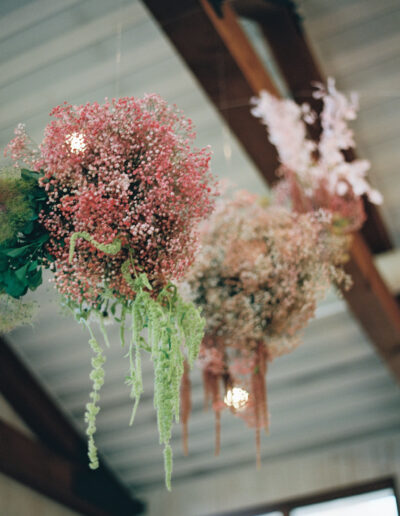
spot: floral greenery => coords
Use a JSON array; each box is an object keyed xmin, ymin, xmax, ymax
[
  {"xmin": 6, "ymin": 96, "xmax": 216, "ymax": 489},
  {"xmin": 14, "ymin": 96, "xmax": 217, "ymax": 308},
  {"xmin": 0, "ymin": 167, "xmax": 50, "ymax": 332},
  {"xmin": 0, "ymin": 168, "xmax": 50, "ymax": 297},
  {"xmin": 65, "ymin": 262, "xmax": 205, "ymax": 490},
  {"xmin": 251, "ymin": 79, "xmax": 382, "ymax": 233},
  {"xmin": 182, "ymin": 191, "xmax": 350, "ymax": 461},
  {"xmin": 0, "ymin": 168, "xmax": 34, "ymax": 245}
]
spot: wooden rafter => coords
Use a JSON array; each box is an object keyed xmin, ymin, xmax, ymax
[
  {"xmin": 142, "ymin": 0, "xmax": 279, "ymax": 184},
  {"xmin": 0, "ymin": 420, "xmax": 112, "ymax": 516},
  {"xmin": 0, "ymin": 338, "xmax": 144, "ymax": 516},
  {"xmin": 143, "ymin": 0, "xmax": 400, "ymax": 381},
  {"xmin": 233, "ymin": 0, "xmax": 393, "ymax": 254}
]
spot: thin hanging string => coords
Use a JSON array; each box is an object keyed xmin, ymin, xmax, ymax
[{"xmin": 114, "ymin": 18, "xmax": 122, "ymax": 98}]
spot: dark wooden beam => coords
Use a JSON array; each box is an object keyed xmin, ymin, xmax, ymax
[
  {"xmin": 234, "ymin": 0, "xmax": 393, "ymax": 254},
  {"xmin": 142, "ymin": 0, "xmax": 279, "ymax": 185},
  {"xmin": 0, "ymin": 338, "xmax": 144, "ymax": 515},
  {"xmin": 0, "ymin": 338, "xmax": 83, "ymax": 461},
  {"xmin": 344, "ymin": 234, "xmax": 400, "ymax": 378},
  {"xmin": 142, "ymin": 0, "xmax": 400, "ymax": 383},
  {"xmin": 0, "ymin": 419, "xmax": 136, "ymax": 516}
]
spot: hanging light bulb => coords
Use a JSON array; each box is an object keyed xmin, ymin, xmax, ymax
[
  {"xmin": 67, "ymin": 132, "xmax": 86, "ymax": 153},
  {"xmin": 224, "ymin": 386, "xmax": 249, "ymax": 410}
]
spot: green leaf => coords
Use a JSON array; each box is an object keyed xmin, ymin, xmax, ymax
[
  {"xmin": 2, "ymin": 245, "xmax": 32, "ymax": 258},
  {"xmin": 28, "ymin": 269, "xmax": 42, "ymax": 290},
  {"xmin": 110, "ymin": 302, "xmax": 118, "ymax": 316},
  {"xmin": 21, "ymin": 169, "xmax": 41, "ymax": 182},
  {"xmin": 34, "ymin": 192, "xmax": 47, "ymax": 201},
  {"xmin": 22, "ymin": 221, "xmax": 34, "ymax": 235},
  {"xmin": 15, "ymin": 262, "xmax": 30, "ymax": 282},
  {"xmin": 35, "ymin": 233, "xmax": 49, "ymax": 246},
  {"xmin": 4, "ymin": 270, "xmax": 27, "ymax": 298},
  {"xmin": 44, "ymin": 251, "xmax": 55, "ymax": 263},
  {"xmin": 28, "ymin": 260, "xmax": 38, "ymax": 272},
  {"xmin": 0, "ymin": 254, "xmax": 8, "ymax": 272}
]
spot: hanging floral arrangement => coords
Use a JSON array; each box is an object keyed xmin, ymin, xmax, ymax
[
  {"xmin": 181, "ymin": 190, "xmax": 349, "ymax": 464},
  {"xmin": 3, "ymin": 96, "xmax": 217, "ymax": 489},
  {"xmin": 181, "ymin": 80, "xmax": 383, "ymax": 466},
  {"xmin": 251, "ymin": 78, "xmax": 383, "ymax": 234}
]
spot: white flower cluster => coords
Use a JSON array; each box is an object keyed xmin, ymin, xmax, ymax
[{"xmin": 251, "ymin": 78, "xmax": 382, "ymax": 205}]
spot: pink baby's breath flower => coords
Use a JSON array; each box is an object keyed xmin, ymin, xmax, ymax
[
  {"xmin": 251, "ymin": 80, "xmax": 383, "ymax": 233},
  {"xmin": 8, "ymin": 96, "xmax": 217, "ymax": 306},
  {"xmin": 184, "ymin": 191, "xmax": 349, "ymax": 438}
]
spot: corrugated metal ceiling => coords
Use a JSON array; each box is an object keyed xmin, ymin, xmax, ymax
[{"xmin": 1, "ymin": 0, "xmax": 400, "ymax": 500}]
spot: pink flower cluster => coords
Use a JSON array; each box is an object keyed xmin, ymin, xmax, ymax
[
  {"xmin": 185, "ymin": 191, "xmax": 348, "ymax": 349},
  {"xmin": 8, "ymin": 96, "xmax": 217, "ymax": 305},
  {"xmin": 182, "ymin": 191, "xmax": 349, "ymax": 441},
  {"xmin": 251, "ymin": 79, "xmax": 382, "ymax": 233},
  {"xmin": 5, "ymin": 123, "xmax": 39, "ymax": 165}
]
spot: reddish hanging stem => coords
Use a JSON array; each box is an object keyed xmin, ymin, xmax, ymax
[
  {"xmin": 251, "ymin": 342, "xmax": 269, "ymax": 467},
  {"xmin": 255, "ymin": 426, "xmax": 261, "ymax": 470},
  {"xmin": 180, "ymin": 361, "xmax": 191, "ymax": 456},
  {"xmin": 215, "ymin": 410, "xmax": 221, "ymax": 457},
  {"xmin": 202, "ymin": 369, "xmax": 223, "ymax": 456},
  {"xmin": 259, "ymin": 347, "xmax": 269, "ymax": 432}
]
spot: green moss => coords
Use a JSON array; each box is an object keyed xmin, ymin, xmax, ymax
[
  {"xmin": 0, "ymin": 169, "xmax": 34, "ymax": 245},
  {"xmin": 0, "ymin": 293, "xmax": 37, "ymax": 333},
  {"xmin": 0, "ymin": 167, "xmax": 50, "ymax": 302}
]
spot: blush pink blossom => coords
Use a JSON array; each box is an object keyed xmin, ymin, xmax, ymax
[
  {"xmin": 251, "ymin": 79, "xmax": 382, "ymax": 233},
  {"xmin": 182, "ymin": 191, "xmax": 350, "ymax": 458},
  {"xmin": 6, "ymin": 96, "xmax": 217, "ymax": 306}
]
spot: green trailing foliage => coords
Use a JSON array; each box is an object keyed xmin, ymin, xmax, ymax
[
  {"xmin": 67, "ymin": 233, "xmax": 205, "ymax": 489},
  {"xmin": 81, "ymin": 318, "xmax": 106, "ymax": 470},
  {"xmin": 68, "ymin": 231, "xmax": 122, "ymax": 263},
  {"xmin": 0, "ymin": 168, "xmax": 51, "ymax": 333}
]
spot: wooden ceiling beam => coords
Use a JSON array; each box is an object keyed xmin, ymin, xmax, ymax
[
  {"xmin": 0, "ymin": 419, "xmax": 127, "ymax": 516},
  {"xmin": 143, "ymin": 0, "xmax": 279, "ymax": 184},
  {"xmin": 143, "ymin": 0, "xmax": 400, "ymax": 381},
  {"xmin": 233, "ymin": 0, "xmax": 393, "ymax": 254},
  {"xmin": 0, "ymin": 338, "xmax": 144, "ymax": 515}
]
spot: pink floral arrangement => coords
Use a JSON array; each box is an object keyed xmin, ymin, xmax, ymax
[
  {"xmin": 5, "ymin": 95, "xmax": 217, "ymax": 489},
  {"xmin": 8, "ymin": 96, "xmax": 215, "ymax": 305},
  {"xmin": 251, "ymin": 79, "xmax": 382, "ymax": 233},
  {"xmin": 182, "ymin": 191, "xmax": 348, "ymax": 463}
]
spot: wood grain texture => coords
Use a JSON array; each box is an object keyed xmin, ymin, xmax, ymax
[
  {"xmin": 0, "ymin": 338, "xmax": 144, "ymax": 515},
  {"xmin": 0, "ymin": 420, "xmax": 116, "ymax": 516},
  {"xmin": 143, "ymin": 0, "xmax": 279, "ymax": 185},
  {"xmin": 143, "ymin": 0, "xmax": 400, "ymax": 384},
  {"xmin": 235, "ymin": 0, "xmax": 393, "ymax": 253}
]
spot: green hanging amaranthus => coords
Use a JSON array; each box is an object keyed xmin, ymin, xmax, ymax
[
  {"xmin": 5, "ymin": 96, "xmax": 217, "ymax": 490},
  {"xmin": 67, "ymin": 233, "xmax": 205, "ymax": 489}
]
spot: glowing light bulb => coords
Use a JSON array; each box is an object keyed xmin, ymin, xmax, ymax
[
  {"xmin": 67, "ymin": 132, "xmax": 86, "ymax": 153},
  {"xmin": 224, "ymin": 387, "xmax": 249, "ymax": 410}
]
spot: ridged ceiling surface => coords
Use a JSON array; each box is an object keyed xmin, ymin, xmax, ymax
[{"xmin": 1, "ymin": 0, "xmax": 400, "ymax": 503}]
